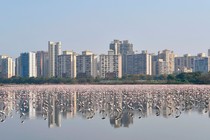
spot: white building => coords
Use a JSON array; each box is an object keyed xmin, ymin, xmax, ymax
[
  {"xmin": 0, "ymin": 55, "xmax": 13, "ymax": 78},
  {"xmin": 48, "ymin": 41, "xmax": 62, "ymax": 77},
  {"xmin": 157, "ymin": 59, "xmax": 168, "ymax": 75},
  {"xmin": 157, "ymin": 49, "xmax": 175, "ymax": 75},
  {"xmin": 76, "ymin": 51, "xmax": 97, "ymax": 78},
  {"xmin": 109, "ymin": 40, "xmax": 134, "ymax": 76},
  {"xmin": 57, "ymin": 51, "xmax": 77, "ymax": 78},
  {"xmin": 99, "ymin": 50, "xmax": 122, "ymax": 78}
]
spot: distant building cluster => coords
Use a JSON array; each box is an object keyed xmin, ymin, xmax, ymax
[{"xmin": 1, "ymin": 40, "xmax": 210, "ymax": 79}]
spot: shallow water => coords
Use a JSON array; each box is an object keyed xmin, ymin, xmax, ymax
[{"xmin": 0, "ymin": 85, "xmax": 210, "ymax": 140}]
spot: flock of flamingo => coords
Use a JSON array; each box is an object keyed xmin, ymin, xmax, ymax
[{"xmin": 0, "ymin": 84, "xmax": 210, "ymax": 127}]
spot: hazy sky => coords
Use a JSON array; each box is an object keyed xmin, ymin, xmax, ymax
[{"xmin": 1, "ymin": 0, "xmax": 210, "ymax": 58}]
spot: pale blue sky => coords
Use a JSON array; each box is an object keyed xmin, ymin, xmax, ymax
[{"xmin": 1, "ymin": 0, "xmax": 210, "ymax": 58}]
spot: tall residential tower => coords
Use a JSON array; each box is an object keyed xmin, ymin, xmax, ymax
[
  {"xmin": 157, "ymin": 49, "xmax": 175, "ymax": 75},
  {"xmin": 36, "ymin": 51, "xmax": 49, "ymax": 78},
  {"xmin": 48, "ymin": 41, "xmax": 62, "ymax": 77},
  {"xmin": 17, "ymin": 52, "xmax": 37, "ymax": 77},
  {"xmin": 0, "ymin": 55, "xmax": 14, "ymax": 78},
  {"xmin": 57, "ymin": 51, "xmax": 77, "ymax": 78},
  {"xmin": 99, "ymin": 50, "xmax": 122, "ymax": 79},
  {"xmin": 126, "ymin": 50, "xmax": 152, "ymax": 75},
  {"xmin": 76, "ymin": 51, "xmax": 97, "ymax": 78}
]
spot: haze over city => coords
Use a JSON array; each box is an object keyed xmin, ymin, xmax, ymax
[
  {"xmin": 1, "ymin": 0, "xmax": 210, "ymax": 58},
  {"xmin": 2, "ymin": 1, "xmax": 210, "ymax": 140}
]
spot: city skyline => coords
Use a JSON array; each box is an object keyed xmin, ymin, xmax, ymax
[
  {"xmin": 1, "ymin": 39, "xmax": 210, "ymax": 59},
  {"xmin": 1, "ymin": 0, "xmax": 210, "ymax": 59},
  {"xmin": 2, "ymin": 1, "xmax": 210, "ymax": 139},
  {"xmin": 1, "ymin": 39, "xmax": 210, "ymax": 79}
]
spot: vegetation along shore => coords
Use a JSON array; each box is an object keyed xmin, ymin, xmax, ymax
[{"xmin": 1, "ymin": 72, "xmax": 210, "ymax": 85}]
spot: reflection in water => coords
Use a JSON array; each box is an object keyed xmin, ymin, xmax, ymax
[{"xmin": 0, "ymin": 85, "xmax": 210, "ymax": 128}]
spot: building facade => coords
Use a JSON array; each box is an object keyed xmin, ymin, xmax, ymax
[
  {"xmin": 76, "ymin": 51, "xmax": 97, "ymax": 78},
  {"xmin": 120, "ymin": 40, "xmax": 134, "ymax": 76},
  {"xmin": 126, "ymin": 51, "xmax": 152, "ymax": 75},
  {"xmin": 48, "ymin": 41, "xmax": 62, "ymax": 77},
  {"xmin": 15, "ymin": 57, "xmax": 21, "ymax": 77},
  {"xmin": 109, "ymin": 40, "xmax": 121, "ymax": 55},
  {"xmin": 57, "ymin": 51, "xmax": 77, "ymax": 78},
  {"xmin": 0, "ymin": 55, "xmax": 8, "ymax": 77},
  {"xmin": 0, "ymin": 56, "xmax": 13, "ymax": 78},
  {"xmin": 109, "ymin": 40, "xmax": 134, "ymax": 76},
  {"xmin": 194, "ymin": 56, "xmax": 210, "ymax": 73},
  {"xmin": 18, "ymin": 52, "xmax": 37, "ymax": 77},
  {"xmin": 157, "ymin": 59, "xmax": 168, "ymax": 75},
  {"xmin": 99, "ymin": 50, "xmax": 122, "ymax": 79},
  {"xmin": 174, "ymin": 54, "xmax": 196, "ymax": 73},
  {"xmin": 36, "ymin": 51, "xmax": 49, "ymax": 78},
  {"xmin": 157, "ymin": 49, "xmax": 175, "ymax": 75},
  {"xmin": 151, "ymin": 54, "xmax": 158, "ymax": 75}
]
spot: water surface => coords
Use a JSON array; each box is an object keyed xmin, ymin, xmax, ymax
[{"xmin": 0, "ymin": 85, "xmax": 210, "ymax": 140}]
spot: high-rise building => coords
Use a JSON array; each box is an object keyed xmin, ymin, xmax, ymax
[
  {"xmin": 126, "ymin": 50, "xmax": 152, "ymax": 75},
  {"xmin": 99, "ymin": 50, "xmax": 122, "ymax": 79},
  {"xmin": 157, "ymin": 49, "xmax": 175, "ymax": 75},
  {"xmin": 36, "ymin": 51, "xmax": 49, "ymax": 78},
  {"xmin": 109, "ymin": 40, "xmax": 134, "ymax": 76},
  {"xmin": 174, "ymin": 54, "xmax": 196, "ymax": 73},
  {"xmin": 12, "ymin": 60, "xmax": 15, "ymax": 77},
  {"xmin": 109, "ymin": 40, "xmax": 121, "ymax": 55},
  {"xmin": 76, "ymin": 51, "xmax": 97, "ymax": 78},
  {"xmin": 120, "ymin": 40, "xmax": 134, "ymax": 76},
  {"xmin": 197, "ymin": 53, "xmax": 206, "ymax": 57},
  {"xmin": 120, "ymin": 40, "xmax": 134, "ymax": 55},
  {"xmin": 0, "ymin": 55, "xmax": 8, "ymax": 77},
  {"xmin": 0, "ymin": 56, "xmax": 13, "ymax": 78},
  {"xmin": 157, "ymin": 59, "xmax": 168, "ymax": 75},
  {"xmin": 194, "ymin": 53, "xmax": 210, "ymax": 73},
  {"xmin": 57, "ymin": 51, "xmax": 77, "ymax": 78},
  {"xmin": 48, "ymin": 41, "xmax": 62, "ymax": 77},
  {"xmin": 208, "ymin": 49, "xmax": 210, "ymax": 57},
  {"xmin": 15, "ymin": 57, "xmax": 21, "ymax": 77},
  {"xmin": 194, "ymin": 57, "xmax": 209, "ymax": 73},
  {"xmin": 17, "ymin": 52, "xmax": 37, "ymax": 77},
  {"xmin": 151, "ymin": 54, "xmax": 158, "ymax": 75}
]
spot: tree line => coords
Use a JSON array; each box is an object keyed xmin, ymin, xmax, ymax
[{"xmin": 0, "ymin": 72, "xmax": 210, "ymax": 85}]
